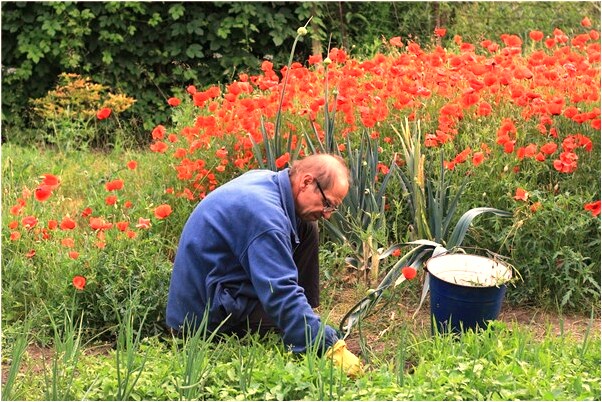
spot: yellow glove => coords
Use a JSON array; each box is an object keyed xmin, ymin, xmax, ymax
[{"xmin": 325, "ymin": 339, "xmax": 364, "ymax": 378}]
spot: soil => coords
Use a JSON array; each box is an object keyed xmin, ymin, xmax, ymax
[{"xmin": 324, "ymin": 286, "xmax": 601, "ymax": 356}]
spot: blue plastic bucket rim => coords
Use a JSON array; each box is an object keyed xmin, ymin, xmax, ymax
[{"xmin": 426, "ymin": 253, "xmax": 512, "ymax": 288}]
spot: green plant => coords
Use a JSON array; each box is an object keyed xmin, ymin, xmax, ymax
[
  {"xmin": 30, "ymin": 73, "xmax": 136, "ymax": 150},
  {"xmin": 41, "ymin": 298, "xmax": 85, "ymax": 400},
  {"xmin": 339, "ymin": 120, "xmax": 514, "ymax": 338},
  {"xmin": 114, "ymin": 292, "xmax": 151, "ymax": 400},
  {"xmin": 1, "ymin": 318, "xmax": 32, "ymax": 401}
]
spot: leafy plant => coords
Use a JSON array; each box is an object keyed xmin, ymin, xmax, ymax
[
  {"xmin": 30, "ymin": 73, "xmax": 136, "ymax": 150},
  {"xmin": 339, "ymin": 120, "xmax": 515, "ymax": 338}
]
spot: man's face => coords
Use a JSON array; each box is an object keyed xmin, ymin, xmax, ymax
[{"xmin": 294, "ymin": 175, "xmax": 348, "ymax": 222}]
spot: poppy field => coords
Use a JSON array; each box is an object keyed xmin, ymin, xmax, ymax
[{"xmin": 2, "ymin": 19, "xmax": 601, "ymax": 400}]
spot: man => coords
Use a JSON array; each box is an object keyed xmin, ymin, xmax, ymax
[{"xmin": 166, "ymin": 153, "xmax": 350, "ymax": 354}]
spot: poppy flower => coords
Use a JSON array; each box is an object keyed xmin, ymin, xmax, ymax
[
  {"xmin": 61, "ymin": 238, "xmax": 75, "ymax": 248},
  {"xmin": 154, "ymin": 204, "xmax": 173, "ymax": 219},
  {"xmin": 96, "ymin": 108, "xmax": 112, "ymax": 120},
  {"xmin": 513, "ymin": 188, "xmax": 529, "ymax": 201},
  {"xmin": 41, "ymin": 174, "xmax": 60, "ymax": 189},
  {"xmin": 150, "ymin": 141, "xmax": 168, "ymax": 153},
  {"xmin": 389, "ymin": 36, "xmax": 403, "ymax": 47},
  {"xmin": 81, "ymin": 207, "xmax": 93, "ymax": 217},
  {"xmin": 584, "ymin": 201, "xmax": 601, "ymax": 217},
  {"xmin": 402, "ymin": 266, "xmax": 417, "ymax": 280},
  {"xmin": 152, "ymin": 125, "xmax": 166, "ymax": 140},
  {"xmin": 25, "ymin": 249, "xmax": 36, "ymax": 258},
  {"xmin": 21, "ymin": 215, "xmax": 38, "ymax": 229},
  {"xmin": 136, "ymin": 217, "xmax": 151, "ymax": 229},
  {"xmin": 529, "ymin": 31, "xmax": 544, "ymax": 41},
  {"xmin": 60, "ymin": 217, "xmax": 77, "ymax": 230},
  {"xmin": 168, "ymin": 97, "xmax": 181, "ymax": 107},
  {"xmin": 8, "ymin": 221, "xmax": 18, "ymax": 229},
  {"xmin": 434, "ymin": 27, "xmax": 446, "ymax": 38},
  {"xmin": 126, "ymin": 160, "xmax": 137, "ymax": 170},
  {"xmin": 10, "ymin": 231, "xmax": 21, "ymax": 241},
  {"xmin": 275, "ymin": 152, "xmax": 290, "ymax": 169},
  {"xmin": 72, "ymin": 275, "xmax": 86, "ymax": 290},
  {"xmin": 581, "ymin": 17, "xmax": 592, "ymax": 27},
  {"xmin": 530, "ymin": 202, "xmax": 542, "ymax": 213},
  {"xmin": 47, "ymin": 220, "xmax": 58, "ymax": 230},
  {"xmin": 116, "ymin": 221, "xmax": 129, "ymax": 232},
  {"xmin": 472, "ymin": 152, "xmax": 485, "ymax": 167},
  {"xmin": 105, "ymin": 179, "xmax": 124, "ymax": 191},
  {"xmin": 68, "ymin": 251, "xmax": 80, "ymax": 260},
  {"xmin": 89, "ymin": 217, "xmax": 112, "ymax": 231},
  {"xmin": 105, "ymin": 195, "xmax": 118, "ymax": 205},
  {"xmin": 34, "ymin": 185, "xmax": 53, "ymax": 202},
  {"xmin": 126, "ymin": 230, "xmax": 137, "ymax": 239}
]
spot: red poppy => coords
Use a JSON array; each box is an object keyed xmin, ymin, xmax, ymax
[
  {"xmin": 81, "ymin": 207, "xmax": 93, "ymax": 217},
  {"xmin": 389, "ymin": 36, "xmax": 403, "ymax": 47},
  {"xmin": 126, "ymin": 230, "xmax": 137, "ymax": 239},
  {"xmin": 540, "ymin": 142, "xmax": 558, "ymax": 155},
  {"xmin": 116, "ymin": 221, "xmax": 129, "ymax": 231},
  {"xmin": 136, "ymin": 217, "xmax": 151, "ymax": 229},
  {"xmin": 150, "ymin": 141, "xmax": 168, "ymax": 153},
  {"xmin": 68, "ymin": 251, "xmax": 80, "ymax": 260},
  {"xmin": 530, "ymin": 202, "xmax": 542, "ymax": 213},
  {"xmin": 60, "ymin": 217, "xmax": 77, "ymax": 230},
  {"xmin": 89, "ymin": 217, "xmax": 112, "ymax": 231},
  {"xmin": 513, "ymin": 188, "xmax": 529, "ymax": 201},
  {"xmin": 105, "ymin": 195, "xmax": 118, "ymax": 206},
  {"xmin": 434, "ymin": 27, "xmax": 446, "ymax": 38},
  {"xmin": 154, "ymin": 204, "xmax": 173, "ymax": 220},
  {"xmin": 472, "ymin": 152, "xmax": 485, "ymax": 167},
  {"xmin": 25, "ymin": 249, "xmax": 36, "ymax": 258},
  {"xmin": 124, "ymin": 200, "xmax": 133, "ymax": 209},
  {"xmin": 105, "ymin": 179, "xmax": 124, "ymax": 191},
  {"xmin": 61, "ymin": 238, "xmax": 75, "ymax": 248},
  {"xmin": 8, "ymin": 220, "xmax": 18, "ymax": 229},
  {"xmin": 152, "ymin": 125, "xmax": 166, "ymax": 140},
  {"xmin": 275, "ymin": 152, "xmax": 290, "ymax": 169},
  {"xmin": 529, "ymin": 31, "xmax": 544, "ymax": 41},
  {"xmin": 47, "ymin": 220, "xmax": 58, "ymax": 230},
  {"xmin": 168, "ymin": 97, "xmax": 181, "ymax": 107},
  {"xmin": 96, "ymin": 108, "xmax": 112, "ymax": 120},
  {"xmin": 34, "ymin": 185, "xmax": 52, "ymax": 202},
  {"xmin": 72, "ymin": 275, "xmax": 86, "ymax": 290},
  {"xmin": 41, "ymin": 173, "xmax": 60, "ymax": 189},
  {"xmin": 21, "ymin": 215, "xmax": 38, "ymax": 229},
  {"xmin": 584, "ymin": 201, "xmax": 601, "ymax": 217},
  {"xmin": 10, "ymin": 231, "xmax": 21, "ymax": 241},
  {"xmin": 402, "ymin": 266, "xmax": 417, "ymax": 280},
  {"xmin": 126, "ymin": 160, "xmax": 137, "ymax": 170},
  {"xmin": 581, "ymin": 17, "xmax": 592, "ymax": 27}
]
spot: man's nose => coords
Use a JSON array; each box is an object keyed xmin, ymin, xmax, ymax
[{"xmin": 322, "ymin": 210, "xmax": 333, "ymax": 219}]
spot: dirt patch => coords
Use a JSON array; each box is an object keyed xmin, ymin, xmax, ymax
[
  {"xmin": 1, "ymin": 342, "xmax": 113, "ymax": 386},
  {"xmin": 323, "ymin": 285, "xmax": 601, "ymax": 355}
]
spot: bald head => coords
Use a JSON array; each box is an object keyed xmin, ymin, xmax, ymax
[{"xmin": 289, "ymin": 154, "xmax": 350, "ymax": 191}]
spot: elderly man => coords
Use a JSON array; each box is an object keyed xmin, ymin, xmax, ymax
[{"xmin": 166, "ymin": 154, "xmax": 350, "ymax": 354}]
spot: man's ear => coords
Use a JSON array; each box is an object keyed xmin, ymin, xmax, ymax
[{"xmin": 301, "ymin": 174, "xmax": 314, "ymax": 190}]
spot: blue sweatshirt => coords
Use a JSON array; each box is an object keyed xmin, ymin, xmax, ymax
[{"xmin": 166, "ymin": 169, "xmax": 338, "ymax": 353}]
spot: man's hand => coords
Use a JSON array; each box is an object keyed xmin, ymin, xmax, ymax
[{"xmin": 325, "ymin": 339, "xmax": 364, "ymax": 378}]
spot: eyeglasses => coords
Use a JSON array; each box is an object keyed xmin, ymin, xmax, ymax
[{"xmin": 315, "ymin": 180, "xmax": 338, "ymax": 213}]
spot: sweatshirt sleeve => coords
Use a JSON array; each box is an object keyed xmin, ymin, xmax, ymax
[{"xmin": 242, "ymin": 229, "xmax": 338, "ymax": 353}]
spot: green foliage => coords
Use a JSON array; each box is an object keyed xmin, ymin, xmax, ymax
[
  {"xmin": 7, "ymin": 317, "xmax": 601, "ymax": 400},
  {"xmin": 449, "ymin": 2, "xmax": 601, "ymax": 44},
  {"xmin": 1, "ymin": 2, "xmax": 309, "ymax": 134},
  {"xmin": 29, "ymin": 73, "xmax": 136, "ymax": 150}
]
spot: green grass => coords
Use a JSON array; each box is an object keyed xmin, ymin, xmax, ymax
[{"xmin": 5, "ymin": 314, "xmax": 600, "ymax": 400}]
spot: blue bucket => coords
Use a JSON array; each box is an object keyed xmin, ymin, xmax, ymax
[{"xmin": 427, "ymin": 254, "xmax": 512, "ymax": 334}]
